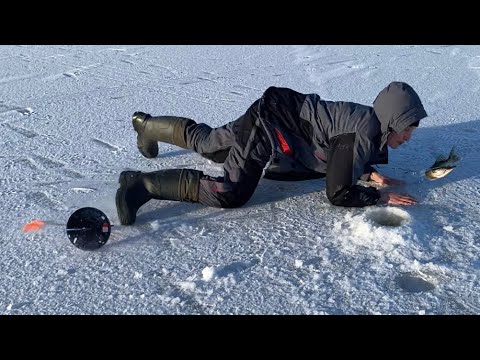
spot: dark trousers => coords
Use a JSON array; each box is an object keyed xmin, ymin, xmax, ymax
[{"xmin": 185, "ymin": 99, "xmax": 273, "ymax": 208}]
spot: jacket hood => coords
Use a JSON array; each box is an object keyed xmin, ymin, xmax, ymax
[{"xmin": 373, "ymin": 81, "xmax": 428, "ymax": 149}]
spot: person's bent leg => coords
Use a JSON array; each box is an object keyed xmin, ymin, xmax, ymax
[
  {"xmin": 133, "ymin": 97, "xmax": 263, "ymax": 161},
  {"xmin": 118, "ymin": 119, "xmax": 272, "ymax": 224},
  {"xmin": 132, "ymin": 111, "xmax": 234, "ymax": 162}
]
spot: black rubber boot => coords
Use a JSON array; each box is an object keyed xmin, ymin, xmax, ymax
[
  {"xmin": 116, "ymin": 169, "xmax": 202, "ymax": 225},
  {"xmin": 132, "ymin": 112, "xmax": 196, "ymax": 158}
]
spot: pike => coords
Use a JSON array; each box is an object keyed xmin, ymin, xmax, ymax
[{"xmin": 425, "ymin": 146, "xmax": 460, "ymax": 180}]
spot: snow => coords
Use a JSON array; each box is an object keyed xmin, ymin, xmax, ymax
[{"xmin": 1, "ymin": 45, "xmax": 479, "ymax": 314}]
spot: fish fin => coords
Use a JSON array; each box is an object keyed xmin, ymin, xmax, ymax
[
  {"xmin": 448, "ymin": 146, "xmax": 461, "ymax": 164},
  {"xmin": 435, "ymin": 154, "xmax": 447, "ymax": 163}
]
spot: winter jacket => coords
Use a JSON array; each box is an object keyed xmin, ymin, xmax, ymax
[{"xmin": 258, "ymin": 82, "xmax": 427, "ymax": 207}]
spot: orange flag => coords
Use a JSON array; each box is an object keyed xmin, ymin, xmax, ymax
[{"xmin": 22, "ymin": 220, "xmax": 46, "ymax": 232}]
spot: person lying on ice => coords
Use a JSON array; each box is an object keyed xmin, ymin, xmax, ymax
[{"xmin": 116, "ymin": 81, "xmax": 426, "ymax": 225}]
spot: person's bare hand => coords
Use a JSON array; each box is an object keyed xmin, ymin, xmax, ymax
[
  {"xmin": 382, "ymin": 176, "xmax": 405, "ymax": 186},
  {"xmin": 370, "ymin": 172, "xmax": 406, "ymax": 187},
  {"xmin": 379, "ymin": 192, "xmax": 417, "ymax": 205}
]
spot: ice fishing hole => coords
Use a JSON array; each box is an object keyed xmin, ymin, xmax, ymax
[
  {"xmin": 396, "ymin": 272, "xmax": 436, "ymax": 293},
  {"xmin": 366, "ymin": 207, "xmax": 411, "ymax": 227}
]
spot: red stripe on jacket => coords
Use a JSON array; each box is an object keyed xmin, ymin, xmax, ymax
[{"xmin": 274, "ymin": 128, "xmax": 293, "ymax": 156}]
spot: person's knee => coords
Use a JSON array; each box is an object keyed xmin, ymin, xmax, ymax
[
  {"xmin": 222, "ymin": 195, "xmax": 250, "ymax": 208},
  {"xmin": 219, "ymin": 185, "xmax": 255, "ymax": 208}
]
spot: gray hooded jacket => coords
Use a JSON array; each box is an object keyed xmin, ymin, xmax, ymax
[{"xmin": 258, "ymin": 82, "xmax": 427, "ymax": 207}]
